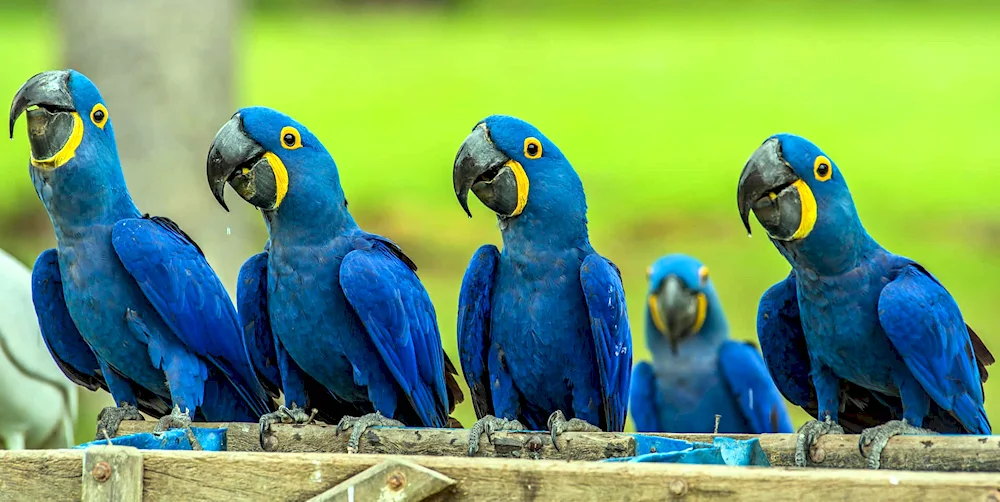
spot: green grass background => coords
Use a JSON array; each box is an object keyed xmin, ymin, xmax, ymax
[{"xmin": 0, "ymin": 1, "xmax": 998, "ymax": 443}]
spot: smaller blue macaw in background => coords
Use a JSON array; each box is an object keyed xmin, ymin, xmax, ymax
[
  {"xmin": 630, "ymin": 253, "xmax": 793, "ymax": 435},
  {"xmin": 8, "ymin": 70, "xmax": 275, "ymax": 440},
  {"xmin": 738, "ymin": 133, "xmax": 994, "ymax": 468}
]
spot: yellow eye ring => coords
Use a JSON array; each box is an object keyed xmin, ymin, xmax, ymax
[
  {"xmin": 280, "ymin": 126, "xmax": 302, "ymax": 150},
  {"xmin": 523, "ymin": 137, "xmax": 542, "ymax": 159},
  {"xmin": 813, "ymin": 155, "xmax": 832, "ymax": 182},
  {"xmin": 698, "ymin": 265, "xmax": 710, "ymax": 286},
  {"xmin": 90, "ymin": 103, "xmax": 108, "ymax": 129}
]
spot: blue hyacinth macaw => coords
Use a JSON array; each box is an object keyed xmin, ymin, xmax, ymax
[
  {"xmin": 452, "ymin": 115, "xmax": 631, "ymax": 454},
  {"xmin": 629, "ymin": 253, "xmax": 793, "ymax": 434},
  {"xmin": 205, "ymin": 106, "xmax": 464, "ymax": 450},
  {"xmin": 8, "ymin": 70, "xmax": 274, "ymax": 438},
  {"xmin": 737, "ymin": 133, "xmax": 994, "ymax": 468}
]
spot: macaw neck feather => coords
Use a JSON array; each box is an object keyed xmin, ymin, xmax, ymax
[
  {"xmin": 776, "ymin": 197, "xmax": 879, "ymax": 276},
  {"xmin": 31, "ymin": 154, "xmax": 141, "ymax": 242},
  {"xmin": 265, "ymin": 196, "xmax": 358, "ymax": 244}
]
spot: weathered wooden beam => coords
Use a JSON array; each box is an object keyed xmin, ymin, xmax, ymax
[
  {"xmin": 1, "ymin": 449, "xmax": 998, "ymax": 501},
  {"xmin": 81, "ymin": 446, "xmax": 143, "ymax": 502},
  {"xmin": 115, "ymin": 421, "xmax": 636, "ymax": 461},
  {"xmin": 114, "ymin": 421, "xmax": 1000, "ymax": 471},
  {"xmin": 305, "ymin": 458, "xmax": 455, "ymax": 502}
]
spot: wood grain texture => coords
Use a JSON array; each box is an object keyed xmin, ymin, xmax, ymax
[
  {"xmin": 115, "ymin": 421, "xmax": 1000, "ymax": 471},
  {"xmin": 1, "ymin": 450, "xmax": 999, "ymax": 501},
  {"xmin": 82, "ymin": 446, "xmax": 143, "ymax": 502},
  {"xmin": 115, "ymin": 421, "xmax": 636, "ymax": 460},
  {"xmin": 305, "ymin": 458, "xmax": 455, "ymax": 502}
]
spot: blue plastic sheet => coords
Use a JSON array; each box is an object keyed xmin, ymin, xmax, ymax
[
  {"xmin": 604, "ymin": 435, "xmax": 770, "ymax": 466},
  {"xmin": 74, "ymin": 427, "xmax": 228, "ymax": 451}
]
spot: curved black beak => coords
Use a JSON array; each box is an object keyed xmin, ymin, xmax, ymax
[
  {"xmin": 9, "ymin": 70, "xmax": 79, "ymax": 165},
  {"xmin": 206, "ymin": 114, "xmax": 278, "ymax": 212},
  {"xmin": 736, "ymin": 137, "xmax": 804, "ymax": 240},
  {"xmin": 453, "ymin": 123, "xmax": 522, "ymax": 218},
  {"xmin": 650, "ymin": 275, "xmax": 703, "ymax": 355}
]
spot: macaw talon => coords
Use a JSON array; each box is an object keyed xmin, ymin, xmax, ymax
[
  {"xmin": 258, "ymin": 404, "xmax": 318, "ymax": 451},
  {"xmin": 153, "ymin": 404, "xmax": 193, "ymax": 434},
  {"xmin": 546, "ymin": 410, "xmax": 602, "ymax": 452},
  {"xmin": 794, "ymin": 415, "xmax": 844, "ymax": 467},
  {"xmin": 94, "ymin": 402, "xmax": 144, "ymax": 440},
  {"xmin": 858, "ymin": 419, "xmax": 937, "ymax": 469},
  {"xmin": 335, "ymin": 411, "xmax": 404, "ymax": 454},
  {"xmin": 466, "ymin": 415, "xmax": 526, "ymax": 456}
]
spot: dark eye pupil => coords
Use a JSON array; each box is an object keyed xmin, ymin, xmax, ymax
[
  {"xmin": 818, "ymin": 163, "xmax": 829, "ymax": 175},
  {"xmin": 527, "ymin": 143, "xmax": 538, "ymax": 156},
  {"xmin": 284, "ymin": 133, "xmax": 295, "ymax": 145},
  {"xmin": 93, "ymin": 109, "xmax": 104, "ymax": 121}
]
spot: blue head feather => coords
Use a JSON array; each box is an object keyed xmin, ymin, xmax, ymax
[
  {"xmin": 30, "ymin": 70, "xmax": 138, "ymax": 234},
  {"xmin": 766, "ymin": 133, "xmax": 876, "ymax": 275},
  {"xmin": 237, "ymin": 106, "xmax": 356, "ymax": 239},
  {"xmin": 479, "ymin": 114, "xmax": 589, "ymax": 250}
]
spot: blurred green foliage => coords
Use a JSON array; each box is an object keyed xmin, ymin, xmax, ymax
[{"xmin": 0, "ymin": 1, "xmax": 998, "ymax": 443}]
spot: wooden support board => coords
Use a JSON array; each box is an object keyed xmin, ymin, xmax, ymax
[
  {"xmin": 0, "ymin": 449, "xmax": 998, "ymax": 501},
  {"xmin": 115, "ymin": 421, "xmax": 1000, "ymax": 472}
]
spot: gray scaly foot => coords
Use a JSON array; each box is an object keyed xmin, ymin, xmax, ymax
[
  {"xmin": 152, "ymin": 405, "xmax": 202, "ymax": 451},
  {"xmin": 795, "ymin": 415, "xmax": 844, "ymax": 466},
  {"xmin": 259, "ymin": 404, "xmax": 318, "ymax": 436},
  {"xmin": 466, "ymin": 415, "xmax": 525, "ymax": 456},
  {"xmin": 258, "ymin": 404, "xmax": 319, "ymax": 450},
  {"xmin": 94, "ymin": 402, "xmax": 143, "ymax": 440},
  {"xmin": 335, "ymin": 411, "xmax": 404, "ymax": 453},
  {"xmin": 859, "ymin": 419, "xmax": 937, "ymax": 469},
  {"xmin": 547, "ymin": 410, "xmax": 601, "ymax": 452}
]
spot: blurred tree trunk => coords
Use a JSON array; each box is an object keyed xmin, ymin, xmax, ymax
[{"xmin": 55, "ymin": 0, "xmax": 258, "ymax": 297}]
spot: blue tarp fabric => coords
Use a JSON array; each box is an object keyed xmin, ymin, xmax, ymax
[
  {"xmin": 74, "ymin": 427, "xmax": 227, "ymax": 451},
  {"xmin": 603, "ymin": 435, "xmax": 770, "ymax": 466}
]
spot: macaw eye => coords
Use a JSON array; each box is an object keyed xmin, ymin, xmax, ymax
[
  {"xmin": 524, "ymin": 137, "xmax": 542, "ymax": 159},
  {"xmin": 281, "ymin": 126, "xmax": 302, "ymax": 150},
  {"xmin": 814, "ymin": 155, "xmax": 832, "ymax": 182},
  {"xmin": 90, "ymin": 103, "xmax": 108, "ymax": 129},
  {"xmin": 698, "ymin": 265, "xmax": 710, "ymax": 286}
]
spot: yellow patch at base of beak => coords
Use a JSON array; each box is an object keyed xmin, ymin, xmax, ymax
[
  {"xmin": 648, "ymin": 294, "xmax": 667, "ymax": 336},
  {"xmin": 262, "ymin": 151, "xmax": 289, "ymax": 209},
  {"xmin": 30, "ymin": 112, "xmax": 84, "ymax": 170},
  {"xmin": 692, "ymin": 292, "xmax": 707, "ymax": 334},
  {"xmin": 790, "ymin": 179, "xmax": 817, "ymax": 240},
  {"xmin": 506, "ymin": 159, "xmax": 530, "ymax": 217}
]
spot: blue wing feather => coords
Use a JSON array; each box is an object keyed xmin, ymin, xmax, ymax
[
  {"xmin": 236, "ymin": 252, "xmax": 281, "ymax": 398},
  {"xmin": 579, "ymin": 254, "xmax": 631, "ymax": 432},
  {"xmin": 878, "ymin": 263, "xmax": 991, "ymax": 434},
  {"xmin": 757, "ymin": 273, "xmax": 815, "ymax": 410},
  {"xmin": 340, "ymin": 236, "xmax": 449, "ymax": 427},
  {"xmin": 110, "ymin": 216, "xmax": 271, "ymax": 416},
  {"xmin": 628, "ymin": 361, "xmax": 659, "ymax": 432},
  {"xmin": 718, "ymin": 339, "xmax": 794, "ymax": 433},
  {"xmin": 456, "ymin": 244, "xmax": 499, "ymax": 420},
  {"xmin": 31, "ymin": 248, "xmax": 171, "ymax": 416}
]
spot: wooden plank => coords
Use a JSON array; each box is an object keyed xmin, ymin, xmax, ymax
[
  {"xmin": 305, "ymin": 458, "xmax": 455, "ymax": 502},
  {"xmin": 0, "ymin": 449, "xmax": 998, "ymax": 501},
  {"xmin": 114, "ymin": 421, "xmax": 636, "ymax": 461},
  {"xmin": 81, "ymin": 446, "xmax": 143, "ymax": 502},
  {"xmin": 114, "ymin": 421, "xmax": 1000, "ymax": 471}
]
